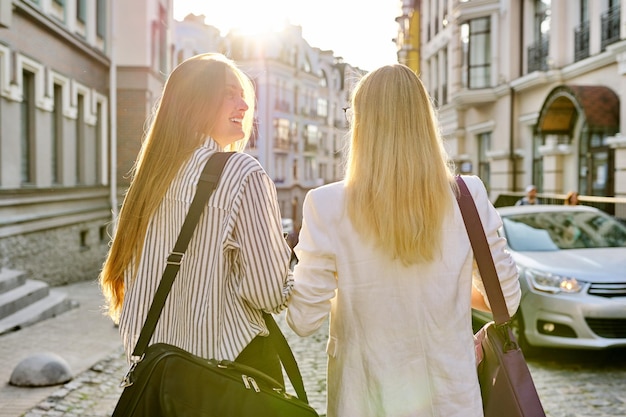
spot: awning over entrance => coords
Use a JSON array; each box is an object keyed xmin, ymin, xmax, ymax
[{"xmin": 536, "ymin": 85, "xmax": 620, "ymax": 133}]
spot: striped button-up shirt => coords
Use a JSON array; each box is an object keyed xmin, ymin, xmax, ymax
[{"xmin": 119, "ymin": 139, "xmax": 293, "ymax": 361}]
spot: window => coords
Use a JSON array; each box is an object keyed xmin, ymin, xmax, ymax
[
  {"xmin": 316, "ymin": 98, "xmax": 328, "ymax": 119},
  {"xmin": 52, "ymin": 84, "xmax": 63, "ymax": 184},
  {"xmin": 319, "ymin": 71, "xmax": 327, "ymax": 87},
  {"xmin": 76, "ymin": 93, "xmax": 85, "ymax": 184},
  {"xmin": 601, "ymin": 1, "xmax": 620, "ymax": 50},
  {"xmin": 273, "ymin": 118, "xmax": 290, "ymax": 150},
  {"xmin": 528, "ymin": 0, "xmax": 550, "ymax": 72},
  {"xmin": 96, "ymin": 101, "xmax": 103, "ymax": 184},
  {"xmin": 431, "ymin": 55, "xmax": 439, "ymax": 104},
  {"xmin": 21, "ymin": 71, "xmax": 35, "ymax": 184},
  {"xmin": 96, "ymin": 0, "xmax": 107, "ymax": 38},
  {"xmin": 274, "ymin": 154, "xmax": 287, "ymax": 183},
  {"xmin": 51, "ymin": 0, "xmax": 65, "ymax": 21},
  {"xmin": 304, "ymin": 156, "xmax": 315, "ymax": 181},
  {"xmin": 304, "ymin": 125, "xmax": 318, "ymax": 152},
  {"xmin": 158, "ymin": 6, "xmax": 167, "ymax": 74},
  {"xmin": 574, "ymin": 0, "xmax": 589, "ymax": 62},
  {"xmin": 478, "ymin": 132, "xmax": 491, "ymax": 192},
  {"xmin": 462, "ymin": 17, "xmax": 491, "ymax": 89},
  {"xmin": 77, "ymin": 0, "xmax": 86, "ymax": 24},
  {"xmin": 579, "ymin": 130, "xmax": 615, "ymax": 199}
]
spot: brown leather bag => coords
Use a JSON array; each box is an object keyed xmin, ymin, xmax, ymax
[{"xmin": 456, "ymin": 176, "xmax": 546, "ymax": 417}]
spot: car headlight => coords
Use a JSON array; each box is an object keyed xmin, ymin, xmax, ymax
[{"xmin": 525, "ymin": 269, "xmax": 586, "ymax": 294}]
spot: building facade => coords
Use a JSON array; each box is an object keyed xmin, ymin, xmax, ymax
[
  {"xmin": 0, "ymin": 0, "xmax": 172, "ymax": 285},
  {"xmin": 396, "ymin": 0, "xmax": 422, "ymax": 73},
  {"xmin": 409, "ymin": 0, "xmax": 626, "ymax": 213},
  {"xmin": 174, "ymin": 17, "xmax": 362, "ymax": 226},
  {"xmin": 0, "ymin": 0, "xmax": 112, "ymax": 285},
  {"xmin": 0, "ymin": 3, "xmax": 361, "ymax": 284}
]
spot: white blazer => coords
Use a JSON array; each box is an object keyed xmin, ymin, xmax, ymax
[{"xmin": 287, "ymin": 175, "xmax": 521, "ymax": 417}]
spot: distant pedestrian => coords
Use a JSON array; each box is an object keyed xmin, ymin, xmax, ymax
[
  {"xmin": 286, "ymin": 64, "xmax": 521, "ymax": 417},
  {"xmin": 564, "ymin": 190, "xmax": 580, "ymax": 205},
  {"xmin": 516, "ymin": 184, "xmax": 541, "ymax": 205}
]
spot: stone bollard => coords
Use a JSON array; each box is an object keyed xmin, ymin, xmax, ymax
[{"xmin": 9, "ymin": 352, "xmax": 73, "ymax": 387}]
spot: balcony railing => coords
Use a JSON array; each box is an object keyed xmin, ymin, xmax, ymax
[
  {"xmin": 527, "ymin": 37, "xmax": 549, "ymax": 73},
  {"xmin": 574, "ymin": 21, "xmax": 590, "ymax": 62},
  {"xmin": 601, "ymin": 5, "xmax": 621, "ymax": 51},
  {"xmin": 274, "ymin": 137, "xmax": 290, "ymax": 151}
]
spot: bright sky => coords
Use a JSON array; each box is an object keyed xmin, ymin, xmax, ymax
[{"xmin": 173, "ymin": 0, "xmax": 401, "ymax": 72}]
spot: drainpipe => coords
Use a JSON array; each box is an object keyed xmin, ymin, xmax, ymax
[
  {"xmin": 510, "ymin": 87, "xmax": 516, "ymax": 192},
  {"xmin": 109, "ymin": 0, "xmax": 118, "ymax": 230},
  {"xmin": 510, "ymin": 0, "xmax": 524, "ymax": 193}
]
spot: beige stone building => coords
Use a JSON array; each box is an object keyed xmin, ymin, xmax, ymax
[
  {"xmin": 409, "ymin": 0, "xmax": 625, "ymax": 212},
  {"xmin": 0, "ymin": 0, "xmax": 172, "ymax": 285},
  {"xmin": 174, "ymin": 18, "xmax": 361, "ymax": 226}
]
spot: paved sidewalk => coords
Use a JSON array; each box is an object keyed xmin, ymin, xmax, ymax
[
  {"xmin": 2, "ymin": 279, "xmax": 625, "ymax": 417},
  {"xmin": 0, "ymin": 280, "xmax": 329, "ymax": 417},
  {"xmin": 0, "ymin": 280, "xmax": 122, "ymax": 417}
]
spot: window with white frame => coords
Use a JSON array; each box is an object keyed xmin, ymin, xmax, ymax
[
  {"xmin": 52, "ymin": 84, "xmax": 63, "ymax": 184},
  {"xmin": 304, "ymin": 156, "xmax": 315, "ymax": 181},
  {"xmin": 21, "ymin": 71, "xmax": 35, "ymax": 185},
  {"xmin": 461, "ymin": 17, "xmax": 491, "ymax": 89},
  {"xmin": 96, "ymin": 0, "xmax": 107, "ymax": 39},
  {"xmin": 76, "ymin": 92, "xmax": 85, "ymax": 184},
  {"xmin": 316, "ymin": 98, "xmax": 328, "ymax": 119},
  {"xmin": 274, "ymin": 154, "xmax": 287, "ymax": 183},
  {"xmin": 528, "ymin": 0, "xmax": 551, "ymax": 72}
]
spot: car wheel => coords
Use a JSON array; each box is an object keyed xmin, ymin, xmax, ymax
[{"xmin": 510, "ymin": 310, "xmax": 538, "ymax": 357}]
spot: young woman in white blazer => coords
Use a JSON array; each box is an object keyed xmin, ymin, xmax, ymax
[{"xmin": 287, "ymin": 64, "xmax": 521, "ymax": 417}]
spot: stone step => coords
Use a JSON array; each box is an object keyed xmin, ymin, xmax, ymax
[
  {"xmin": 0, "ymin": 289, "xmax": 78, "ymax": 335},
  {"xmin": 0, "ymin": 279, "xmax": 50, "ymax": 320},
  {"xmin": 0, "ymin": 268, "xmax": 28, "ymax": 295}
]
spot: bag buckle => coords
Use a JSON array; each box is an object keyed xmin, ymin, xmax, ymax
[
  {"xmin": 496, "ymin": 322, "xmax": 519, "ymax": 352},
  {"xmin": 167, "ymin": 251, "xmax": 185, "ymax": 266},
  {"xmin": 120, "ymin": 354, "xmax": 144, "ymax": 388},
  {"xmin": 241, "ymin": 375, "xmax": 260, "ymax": 392}
]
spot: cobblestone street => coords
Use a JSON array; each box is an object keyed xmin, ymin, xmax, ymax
[{"xmin": 18, "ymin": 310, "xmax": 626, "ymax": 417}]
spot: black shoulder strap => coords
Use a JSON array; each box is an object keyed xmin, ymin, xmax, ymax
[
  {"xmin": 455, "ymin": 176, "xmax": 511, "ymax": 325},
  {"xmin": 263, "ymin": 313, "xmax": 309, "ymax": 403},
  {"xmin": 132, "ymin": 152, "xmax": 234, "ymax": 357}
]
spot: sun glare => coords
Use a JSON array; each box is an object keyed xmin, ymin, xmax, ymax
[
  {"xmin": 173, "ymin": 0, "xmax": 400, "ymax": 71},
  {"xmin": 174, "ymin": 0, "xmax": 295, "ymax": 36}
]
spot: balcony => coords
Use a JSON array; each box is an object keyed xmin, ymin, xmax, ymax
[
  {"xmin": 527, "ymin": 37, "xmax": 549, "ymax": 73},
  {"xmin": 601, "ymin": 5, "xmax": 621, "ymax": 51},
  {"xmin": 574, "ymin": 21, "xmax": 590, "ymax": 62},
  {"xmin": 274, "ymin": 100, "xmax": 290, "ymax": 112},
  {"xmin": 274, "ymin": 137, "xmax": 291, "ymax": 152}
]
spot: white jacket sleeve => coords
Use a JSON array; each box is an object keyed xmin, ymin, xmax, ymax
[
  {"xmin": 463, "ymin": 175, "xmax": 521, "ymax": 317},
  {"xmin": 286, "ymin": 189, "xmax": 337, "ymax": 337}
]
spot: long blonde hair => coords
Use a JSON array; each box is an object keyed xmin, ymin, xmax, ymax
[
  {"xmin": 99, "ymin": 53, "xmax": 256, "ymax": 321},
  {"xmin": 344, "ymin": 64, "xmax": 456, "ymax": 265}
]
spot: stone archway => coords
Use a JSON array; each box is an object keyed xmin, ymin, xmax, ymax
[{"xmin": 535, "ymin": 85, "xmax": 620, "ymax": 196}]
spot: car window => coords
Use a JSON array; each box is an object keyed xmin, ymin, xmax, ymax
[
  {"xmin": 502, "ymin": 218, "xmax": 559, "ymax": 251},
  {"xmin": 502, "ymin": 210, "xmax": 626, "ymax": 251}
]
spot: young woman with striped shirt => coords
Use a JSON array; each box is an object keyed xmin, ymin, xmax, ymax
[{"xmin": 99, "ymin": 53, "xmax": 293, "ymax": 382}]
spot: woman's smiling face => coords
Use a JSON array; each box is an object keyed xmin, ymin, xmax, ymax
[{"xmin": 210, "ymin": 68, "xmax": 249, "ymax": 148}]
